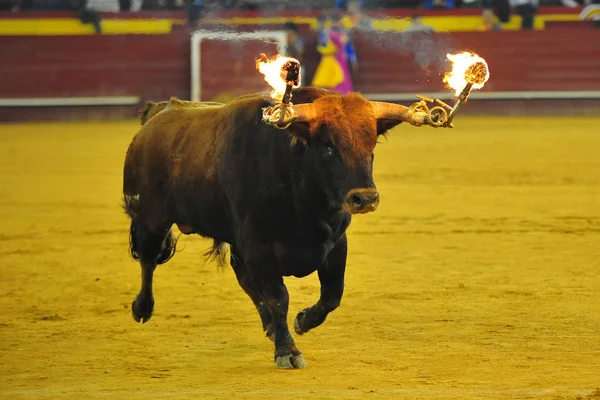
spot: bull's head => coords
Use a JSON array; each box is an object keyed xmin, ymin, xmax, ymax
[{"xmin": 275, "ymin": 89, "xmax": 422, "ymax": 215}]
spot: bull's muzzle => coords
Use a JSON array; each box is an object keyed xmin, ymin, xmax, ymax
[{"xmin": 344, "ymin": 188, "xmax": 379, "ymax": 214}]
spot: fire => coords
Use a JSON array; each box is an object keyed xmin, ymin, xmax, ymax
[
  {"xmin": 443, "ymin": 52, "xmax": 490, "ymax": 97},
  {"xmin": 256, "ymin": 53, "xmax": 301, "ymax": 102}
]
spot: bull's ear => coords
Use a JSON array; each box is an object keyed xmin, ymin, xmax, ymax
[
  {"xmin": 286, "ymin": 122, "xmax": 312, "ymax": 144},
  {"xmin": 377, "ymin": 119, "xmax": 403, "ymax": 136},
  {"xmin": 282, "ymin": 103, "xmax": 317, "ymax": 143}
]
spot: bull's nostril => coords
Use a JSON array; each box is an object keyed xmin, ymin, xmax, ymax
[{"xmin": 351, "ymin": 194, "xmax": 363, "ymax": 207}]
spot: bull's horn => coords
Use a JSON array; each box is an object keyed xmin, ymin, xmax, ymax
[
  {"xmin": 291, "ymin": 103, "xmax": 316, "ymax": 123},
  {"xmin": 370, "ymin": 101, "xmax": 427, "ymax": 126}
]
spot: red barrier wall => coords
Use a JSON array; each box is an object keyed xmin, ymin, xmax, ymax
[
  {"xmin": 0, "ymin": 32, "xmax": 190, "ymax": 100},
  {"xmin": 1, "ymin": 24, "xmax": 599, "ymax": 121},
  {"xmin": 352, "ymin": 28, "xmax": 600, "ymax": 93}
]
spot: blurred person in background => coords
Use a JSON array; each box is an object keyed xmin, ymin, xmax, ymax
[
  {"xmin": 186, "ymin": 0, "xmax": 203, "ymax": 23},
  {"xmin": 422, "ymin": 0, "xmax": 456, "ymax": 9},
  {"xmin": 510, "ymin": 0, "xmax": 538, "ymax": 29},
  {"xmin": 138, "ymin": 0, "xmax": 165, "ymax": 9},
  {"xmin": 86, "ymin": 0, "xmax": 118, "ymax": 12},
  {"xmin": 460, "ymin": 0, "xmax": 502, "ymax": 29},
  {"xmin": 405, "ymin": 14, "xmax": 436, "ymax": 68},
  {"xmin": 345, "ymin": 0, "xmax": 373, "ymax": 31},
  {"xmin": 283, "ymin": 22, "xmax": 306, "ymax": 85},
  {"xmin": 115, "ymin": 0, "xmax": 142, "ymax": 10},
  {"xmin": 76, "ymin": 0, "xmax": 142, "ymax": 12},
  {"xmin": 481, "ymin": 8, "xmax": 503, "ymax": 29},
  {"xmin": 559, "ymin": 0, "xmax": 596, "ymax": 6},
  {"xmin": 76, "ymin": 0, "xmax": 103, "ymax": 32},
  {"xmin": 315, "ymin": 13, "xmax": 327, "ymax": 34},
  {"xmin": 17, "ymin": 0, "xmax": 71, "ymax": 9},
  {"xmin": 311, "ymin": 13, "xmax": 358, "ymax": 94},
  {"xmin": 488, "ymin": 0, "xmax": 511, "ymax": 23},
  {"xmin": 140, "ymin": 0, "xmax": 185, "ymax": 10},
  {"xmin": 406, "ymin": 14, "xmax": 435, "ymax": 32},
  {"xmin": 334, "ymin": 0, "xmax": 362, "ymax": 9},
  {"xmin": 4, "ymin": 0, "xmax": 22, "ymax": 10}
]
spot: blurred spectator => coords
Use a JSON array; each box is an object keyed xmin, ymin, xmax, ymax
[
  {"xmin": 118, "ymin": 0, "xmax": 143, "ymax": 10},
  {"xmin": 141, "ymin": 0, "xmax": 184, "ymax": 10},
  {"xmin": 283, "ymin": 22, "xmax": 306, "ymax": 84},
  {"xmin": 18, "ymin": 0, "xmax": 72, "ymax": 10},
  {"xmin": 335, "ymin": 0, "xmax": 364, "ymax": 9},
  {"xmin": 315, "ymin": 13, "xmax": 327, "ymax": 33},
  {"xmin": 423, "ymin": 0, "xmax": 456, "ymax": 8},
  {"xmin": 312, "ymin": 14, "xmax": 358, "ymax": 94},
  {"xmin": 345, "ymin": 0, "xmax": 373, "ymax": 30},
  {"xmin": 8, "ymin": 0, "xmax": 145, "ymax": 11},
  {"xmin": 78, "ymin": 11, "xmax": 102, "ymax": 31},
  {"xmin": 405, "ymin": 14, "xmax": 436, "ymax": 68},
  {"xmin": 561, "ymin": 0, "xmax": 596, "ymax": 6},
  {"xmin": 487, "ymin": 0, "xmax": 511, "ymax": 23},
  {"xmin": 510, "ymin": 0, "xmax": 538, "ymax": 29},
  {"xmin": 481, "ymin": 8, "xmax": 503, "ymax": 29},
  {"xmin": 33, "ymin": 0, "xmax": 55, "ymax": 8},
  {"xmin": 284, "ymin": 22, "xmax": 304, "ymax": 63},
  {"xmin": 406, "ymin": 14, "xmax": 435, "ymax": 32},
  {"xmin": 186, "ymin": 0, "xmax": 203, "ymax": 23},
  {"xmin": 86, "ymin": 0, "xmax": 119, "ymax": 12},
  {"xmin": 2, "ymin": 0, "xmax": 20, "ymax": 10},
  {"xmin": 74, "ymin": 0, "xmax": 103, "ymax": 33}
]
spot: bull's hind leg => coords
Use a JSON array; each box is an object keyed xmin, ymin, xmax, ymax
[
  {"xmin": 130, "ymin": 220, "xmax": 175, "ymax": 323},
  {"xmin": 230, "ymin": 248, "xmax": 274, "ymax": 341},
  {"xmin": 294, "ymin": 234, "xmax": 347, "ymax": 335}
]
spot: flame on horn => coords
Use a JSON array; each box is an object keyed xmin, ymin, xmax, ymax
[
  {"xmin": 256, "ymin": 53, "xmax": 301, "ymax": 102},
  {"xmin": 443, "ymin": 52, "xmax": 490, "ymax": 97}
]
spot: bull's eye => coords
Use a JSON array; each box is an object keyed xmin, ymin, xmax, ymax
[{"xmin": 321, "ymin": 143, "xmax": 334, "ymax": 157}]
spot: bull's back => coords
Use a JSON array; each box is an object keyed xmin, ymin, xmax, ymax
[
  {"xmin": 125, "ymin": 101, "xmax": 233, "ymax": 238},
  {"xmin": 129, "ymin": 100, "xmax": 225, "ymax": 174}
]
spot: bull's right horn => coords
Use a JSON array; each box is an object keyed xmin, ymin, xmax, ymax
[{"xmin": 370, "ymin": 102, "xmax": 428, "ymax": 126}]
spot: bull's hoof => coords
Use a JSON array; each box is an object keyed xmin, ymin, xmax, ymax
[
  {"xmin": 294, "ymin": 308, "xmax": 309, "ymax": 335},
  {"xmin": 132, "ymin": 296, "xmax": 154, "ymax": 323},
  {"xmin": 275, "ymin": 353, "xmax": 307, "ymax": 369}
]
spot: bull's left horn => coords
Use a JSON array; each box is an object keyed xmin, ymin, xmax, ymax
[
  {"xmin": 291, "ymin": 103, "xmax": 316, "ymax": 123},
  {"xmin": 370, "ymin": 102, "xmax": 427, "ymax": 126}
]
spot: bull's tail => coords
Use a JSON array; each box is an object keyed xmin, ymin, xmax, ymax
[
  {"xmin": 204, "ymin": 240, "xmax": 230, "ymax": 268},
  {"xmin": 128, "ymin": 221, "xmax": 177, "ymax": 265}
]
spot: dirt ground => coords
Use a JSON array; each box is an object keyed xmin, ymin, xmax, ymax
[{"xmin": 0, "ymin": 116, "xmax": 599, "ymax": 400}]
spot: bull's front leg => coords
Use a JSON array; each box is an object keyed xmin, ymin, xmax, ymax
[
  {"xmin": 294, "ymin": 234, "xmax": 347, "ymax": 335},
  {"xmin": 250, "ymin": 251, "xmax": 306, "ymax": 369},
  {"xmin": 230, "ymin": 247, "xmax": 274, "ymax": 341}
]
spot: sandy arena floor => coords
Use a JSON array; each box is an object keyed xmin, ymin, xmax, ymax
[{"xmin": 0, "ymin": 117, "xmax": 599, "ymax": 399}]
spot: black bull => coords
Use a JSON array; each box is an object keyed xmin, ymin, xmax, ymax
[{"xmin": 123, "ymin": 87, "xmax": 425, "ymax": 369}]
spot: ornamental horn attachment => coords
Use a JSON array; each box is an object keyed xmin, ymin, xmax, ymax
[
  {"xmin": 256, "ymin": 54, "xmax": 302, "ymax": 129},
  {"xmin": 407, "ymin": 51, "xmax": 490, "ymax": 128}
]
